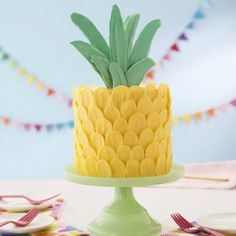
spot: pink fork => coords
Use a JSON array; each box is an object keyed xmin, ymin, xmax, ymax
[
  {"xmin": 0, "ymin": 208, "xmax": 40, "ymax": 227},
  {"xmin": 0, "ymin": 193, "xmax": 60, "ymax": 205},
  {"xmin": 171, "ymin": 213, "xmax": 225, "ymax": 236}
]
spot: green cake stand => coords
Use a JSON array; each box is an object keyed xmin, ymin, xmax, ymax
[{"xmin": 64, "ymin": 164, "xmax": 184, "ymax": 236}]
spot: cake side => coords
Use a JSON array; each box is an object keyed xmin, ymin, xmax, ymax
[{"xmin": 73, "ymin": 83, "xmax": 172, "ymax": 177}]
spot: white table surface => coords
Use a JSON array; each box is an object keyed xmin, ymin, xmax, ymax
[{"xmin": 1, "ymin": 179, "xmax": 236, "ymax": 234}]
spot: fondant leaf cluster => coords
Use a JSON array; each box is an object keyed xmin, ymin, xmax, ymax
[{"xmin": 71, "ymin": 5, "xmax": 161, "ymax": 88}]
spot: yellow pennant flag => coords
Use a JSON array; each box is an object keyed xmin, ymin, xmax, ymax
[
  {"xmin": 18, "ymin": 68, "xmax": 27, "ymax": 77},
  {"xmin": 37, "ymin": 82, "xmax": 45, "ymax": 90},
  {"xmin": 182, "ymin": 115, "xmax": 191, "ymax": 124},
  {"xmin": 27, "ymin": 75, "xmax": 36, "ymax": 84}
]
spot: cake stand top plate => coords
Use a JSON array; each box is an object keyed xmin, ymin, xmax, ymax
[{"xmin": 64, "ymin": 164, "xmax": 184, "ymax": 187}]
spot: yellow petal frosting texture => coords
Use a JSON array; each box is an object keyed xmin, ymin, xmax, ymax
[{"xmin": 73, "ymin": 83, "xmax": 172, "ymax": 177}]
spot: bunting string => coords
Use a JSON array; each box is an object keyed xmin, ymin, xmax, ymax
[
  {"xmin": 0, "ymin": 0, "xmax": 212, "ymax": 107},
  {"xmin": 1, "ymin": 97, "xmax": 236, "ymax": 132}
]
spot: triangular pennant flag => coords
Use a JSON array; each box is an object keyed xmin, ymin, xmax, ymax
[
  {"xmin": 57, "ymin": 94, "xmax": 65, "ymax": 102},
  {"xmin": 207, "ymin": 108, "xmax": 215, "ymax": 117},
  {"xmin": 2, "ymin": 53, "xmax": 9, "ymax": 60},
  {"xmin": 46, "ymin": 124, "xmax": 53, "ymax": 132},
  {"xmin": 194, "ymin": 10, "xmax": 205, "ymax": 19},
  {"xmin": 18, "ymin": 68, "xmax": 27, "ymax": 77},
  {"xmin": 230, "ymin": 99, "xmax": 236, "ymax": 106},
  {"xmin": 34, "ymin": 124, "xmax": 42, "ymax": 132},
  {"xmin": 186, "ymin": 22, "xmax": 195, "ymax": 29},
  {"xmin": 56, "ymin": 123, "xmax": 65, "ymax": 130},
  {"xmin": 194, "ymin": 112, "xmax": 202, "ymax": 121},
  {"xmin": 178, "ymin": 33, "xmax": 188, "ymax": 41},
  {"xmin": 153, "ymin": 63, "xmax": 162, "ymax": 71},
  {"xmin": 170, "ymin": 43, "xmax": 180, "ymax": 52},
  {"xmin": 146, "ymin": 70, "xmax": 154, "ymax": 79},
  {"xmin": 67, "ymin": 121, "xmax": 74, "ymax": 129},
  {"xmin": 10, "ymin": 60, "xmax": 18, "ymax": 69},
  {"xmin": 23, "ymin": 123, "xmax": 31, "ymax": 131},
  {"xmin": 68, "ymin": 99, "xmax": 73, "ymax": 108},
  {"xmin": 201, "ymin": 0, "xmax": 212, "ymax": 9},
  {"xmin": 37, "ymin": 82, "xmax": 45, "ymax": 90},
  {"xmin": 47, "ymin": 88, "xmax": 55, "ymax": 96},
  {"xmin": 182, "ymin": 115, "xmax": 191, "ymax": 124},
  {"xmin": 27, "ymin": 75, "xmax": 36, "ymax": 84},
  {"xmin": 1, "ymin": 117, "xmax": 11, "ymax": 126},
  {"xmin": 219, "ymin": 104, "xmax": 227, "ymax": 112},
  {"xmin": 163, "ymin": 53, "xmax": 171, "ymax": 61},
  {"xmin": 12, "ymin": 121, "xmax": 20, "ymax": 129}
]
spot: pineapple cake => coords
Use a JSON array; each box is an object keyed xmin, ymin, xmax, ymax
[{"xmin": 71, "ymin": 5, "xmax": 172, "ymax": 178}]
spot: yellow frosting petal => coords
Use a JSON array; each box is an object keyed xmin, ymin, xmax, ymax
[
  {"xmin": 168, "ymin": 137, "xmax": 172, "ymax": 154},
  {"xmin": 124, "ymin": 132, "xmax": 139, "ymax": 147},
  {"xmin": 95, "ymin": 118, "xmax": 112, "ymax": 136},
  {"xmin": 145, "ymin": 84, "xmax": 158, "ymax": 101},
  {"xmin": 104, "ymin": 105, "xmax": 121, "ymax": 123},
  {"xmin": 126, "ymin": 160, "xmax": 140, "ymax": 177},
  {"xmin": 164, "ymin": 121, "xmax": 171, "ymax": 138},
  {"xmin": 145, "ymin": 142, "xmax": 159, "ymax": 160},
  {"xmin": 152, "ymin": 97, "xmax": 162, "ymax": 112},
  {"xmin": 106, "ymin": 130, "xmax": 123, "ymax": 150},
  {"xmin": 131, "ymin": 145, "xmax": 144, "ymax": 161},
  {"xmin": 120, "ymin": 100, "xmax": 137, "ymax": 120},
  {"xmin": 140, "ymin": 158, "xmax": 156, "ymax": 176},
  {"xmin": 147, "ymin": 112, "xmax": 160, "ymax": 131},
  {"xmin": 110, "ymin": 159, "xmax": 126, "ymax": 177},
  {"xmin": 160, "ymin": 109, "xmax": 168, "ymax": 125},
  {"xmin": 80, "ymin": 87, "xmax": 94, "ymax": 109},
  {"xmin": 90, "ymin": 132, "xmax": 105, "ymax": 152},
  {"xmin": 86, "ymin": 157, "xmax": 97, "ymax": 176},
  {"xmin": 113, "ymin": 117, "xmax": 128, "ymax": 135},
  {"xmin": 82, "ymin": 146, "xmax": 97, "ymax": 159},
  {"xmin": 160, "ymin": 138, "xmax": 168, "ymax": 154},
  {"xmin": 128, "ymin": 113, "xmax": 146, "ymax": 135},
  {"xmin": 111, "ymin": 86, "xmax": 129, "ymax": 109},
  {"xmin": 96, "ymin": 160, "xmax": 112, "ymax": 177},
  {"xmin": 82, "ymin": 120, "xmax": 94, "ymax": 137},
  {"xmin": 154, "ymin": 127, "xmax": 165, "ymax": 142},
  {"xmin": 137, "ymin": 96, "xmax": 153, "ymax": 116},
  {"xmin": 75, "ymin": 106, "xmax": 88, "ymax": 122},
  {"xmin": 98, "ymin": 146, "xmax": 116, "ymax": 162},
  {"xmin": 129, "ymin": 86, "xmax": 144, "ymax": 103},
  {"xmin": 161, "ymin": 97, "xmax": 168, "ymax": 111},
  {"xmin": 94, "ymin": 88, "xmax": 111, "ymax": 111},
  {"xmin": 74, "ymin": 129, "xmax": 89, "ymax": 148},
  {"xmin": 88, "ymin": 106, "xmax": 103, "ymax": 124},
  {"xmin": 156, "ymin": 155, "xmax": 166, "ymax": 175},
  {"xmin": 117, "ymin": 145, "xmax": 131, "ymax": 163},
  {"xmin": 139, "ymin": 128, "xmax": 154, "ymax": 147},
  {"xmin": 158, "ymin": 84, "xmax": 167, "ymax": 97}
]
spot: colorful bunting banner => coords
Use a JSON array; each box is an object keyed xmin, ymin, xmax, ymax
[{"xmin": 1, "ymin": 97, "xmax": 236, "ymax": 132}]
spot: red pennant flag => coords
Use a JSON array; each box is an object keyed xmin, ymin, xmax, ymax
[
  {"xmin": 68, "ymin": 99, "xmax": 73, "ymax": 108},
  {"xmin": 171, "ymin": 43, "xmax": 180, "ymax": 52},
  {"xmin": 230, "ymin": 99, "xmax": 236, "ymax": 106},
  {"xmin": 207, "ymin": 108, "xmax": 215, "ymax": 117},
  {"xmin": 47, "ymin": 88, "xmax": 55, "ymax": 96},
  {"xmin": 34, "ymin": 124, "xmax": 42, "ymax": 132},
  {"xmin": 146, "ymin": 71, "xmax": 154, "ymax": 79},
  {"xmin": 23, "ymin": 123, "xmax": 31, "ymax": 131},
  {"xmin": 163, "ymin": 54, "xmax": 171, "ymax": 61}
]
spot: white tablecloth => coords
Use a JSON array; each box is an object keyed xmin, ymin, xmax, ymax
[{"xmin": 1, "ymin": 180, "xmax": 236, "ymax": 234}]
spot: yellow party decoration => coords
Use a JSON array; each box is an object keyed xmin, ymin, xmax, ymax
[
  {"xmin": 37, "ymin": 82, "xmax": 44, "ymax": 90},
  {"xmin": 111, "ymin": 86, "xmax": 129, "ymax": 109},
  {"xmin": 94, "ymin": 88, "xmax": 111, "ymax": 111},
  {"xmin": 140, "ymin": 158, "xmax": 156, "ymax": 176},
  {"xmin": 18, "ymin": 68, "xmax": 27, "ymax": 77},
  {"xmin": 96, "ymin": 160, "xmax": 112, "ymax": 177},
  {"xmin": 129, "ymin": 86, "xmax": 144, "ymax": 103},
  {"xmin": 130, "ymin": 145, "xmax": 144, "ymax": 161},
  {"xmin": 126, "ymin": 160, "xmax": 140, "ymax": 177},
  {"xmin": 27, "ymin": 75, "xmax": 36, "ymax": 84},
  {"xmin": 147, "ymin": 112, "xmax": 160, "ymax": 131},
  {"xmin": 139, "ymin": 128, "xmax": 153, "ymax": 147},
  {"xmin": 98, "ymin": 146, "xmax": 116, "ymax": 162},
  {"xmin": 110, "ymin": 159, "xmax": 126, "ymax": 177},
  {"xmin": 123, "ymin": 131, "xmax": 139, "ymax": 147},
  {"xmin": 113, "ymin": 117, "xmax": 128, "ymax": 135},
  {"xmin": 145, "ymin": 142, "xmax": 159, "ymax": 160},
  {"xmin": 117, "ymin": 145, "xmax": 131, "ymax": 163},
  {"xmin": 104, "ymin": 105, "xmax": 121, "ymax": 123},
  {"xmin": 137, "ymin": 96, "xmax": 153, "ymax": 116},
  {"xmin": 120, "ymin": 100, "xmax": 137, "ymax": 120},
  {"xmin": 128, "ymin": 113, "xmax": 146, "ymax": 134},
  {"xmin": 90, "ymin": 132, "xmax": 105, "ymax": 152},
  {"xmin": 106, "ymin": 130, "xmax": 123, "ymax": 150},
  {"xmin": 182, "ymin": 115, "xmax": 191, "ymax": 124},
  {"xmin": 86, "ymin": 157, "xmax": 97, "ymax": 176}
]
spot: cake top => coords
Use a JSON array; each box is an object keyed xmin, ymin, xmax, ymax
[{"xmin": 71, "ymin": 5, "xmax": 161, "ymax": 88}]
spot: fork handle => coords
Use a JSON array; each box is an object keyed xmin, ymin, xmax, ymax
[
  {"xmin": 0, "ymin": 195, "xmax": 30, "ymax": 201},
  {"xmin": 0, "ymin": 221, "xmax": 13, "ymax": 227},
  {"xmin": 199, "ymin": 226, "xmax": 225, "ymax": 236}
]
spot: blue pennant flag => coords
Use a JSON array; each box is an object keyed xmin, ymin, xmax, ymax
[
  {"xmin": 56, "ymin": 123, "xmax": 65, "ymax": 130},
  {"xmin": 194, "ymin": 10, "xmax": 205, "ymax": 19},
  {"xmin": 67, "ymin": 121, "xmax": 74, "ymax": 129},
  {"xmin": 186, "ymin": 22, "xmax": 195, "ymax": 29}
]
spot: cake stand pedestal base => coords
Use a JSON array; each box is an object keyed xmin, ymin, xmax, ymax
[{"xmin": 88, "ymin": 187, "xmax": 160, "ymax": 236}]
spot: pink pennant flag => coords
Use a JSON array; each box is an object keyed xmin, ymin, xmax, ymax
[
  {"xmin": 12, "ymin": 121, "xmax": 21, "ymax": 129},
  {"xmin": 230, "ymin": 99, "xmax": 236, "ymax": 106},
  {"xmin": 68, "ymin": 99, "xmax": 73, "ymax": 108},
  {"xmin": 23, "ymin": 123, "xmax": 31, "ymax": 131},
  {"xmin": 153, "ymin": 63, "xmax": 162, "ymax": 71},
  {"xmin": 57, "ymin": 94, "xmax": 65, "ymax": 102},
  {"xmin": 170, "ymin": 43, "xmax": 180, "ymax": 52},
  {"xmin": 219, "ymin": 104, "xmax": 227, "ymax": 113},
  {"xmin": 162, "ymin": 53, "xmax": 171, "ymax": 61}
]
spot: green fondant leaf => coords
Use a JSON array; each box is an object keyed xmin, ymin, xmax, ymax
[
  {"xmin": 129, "ymin": 19, "xmax": 161, "ymax": 67},
  {"xmin": 109, "ymin": 5, "xmax": 128, "ymax": 73},
  {"xmin": 91, "ymin": 55, "xmax": 113, "ymax": 88},
  {"xmin": 126, "ymin": 57, "xmax": 155, "ymax": 86},
  {"xmin": 109, "ymin": 62, "xmax": 128, "ymax": 87},
  {"xmin": 124, "ymin": 14, "xmax": 140, "ymax": 53},
  {"xmin": 71, "ymin": 13, "xmax": 110, "ymax": 60}
]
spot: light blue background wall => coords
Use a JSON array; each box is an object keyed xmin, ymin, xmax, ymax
[{"xmin": 0, "ymin": 0, "xmax": 236, "ymax": 180}]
